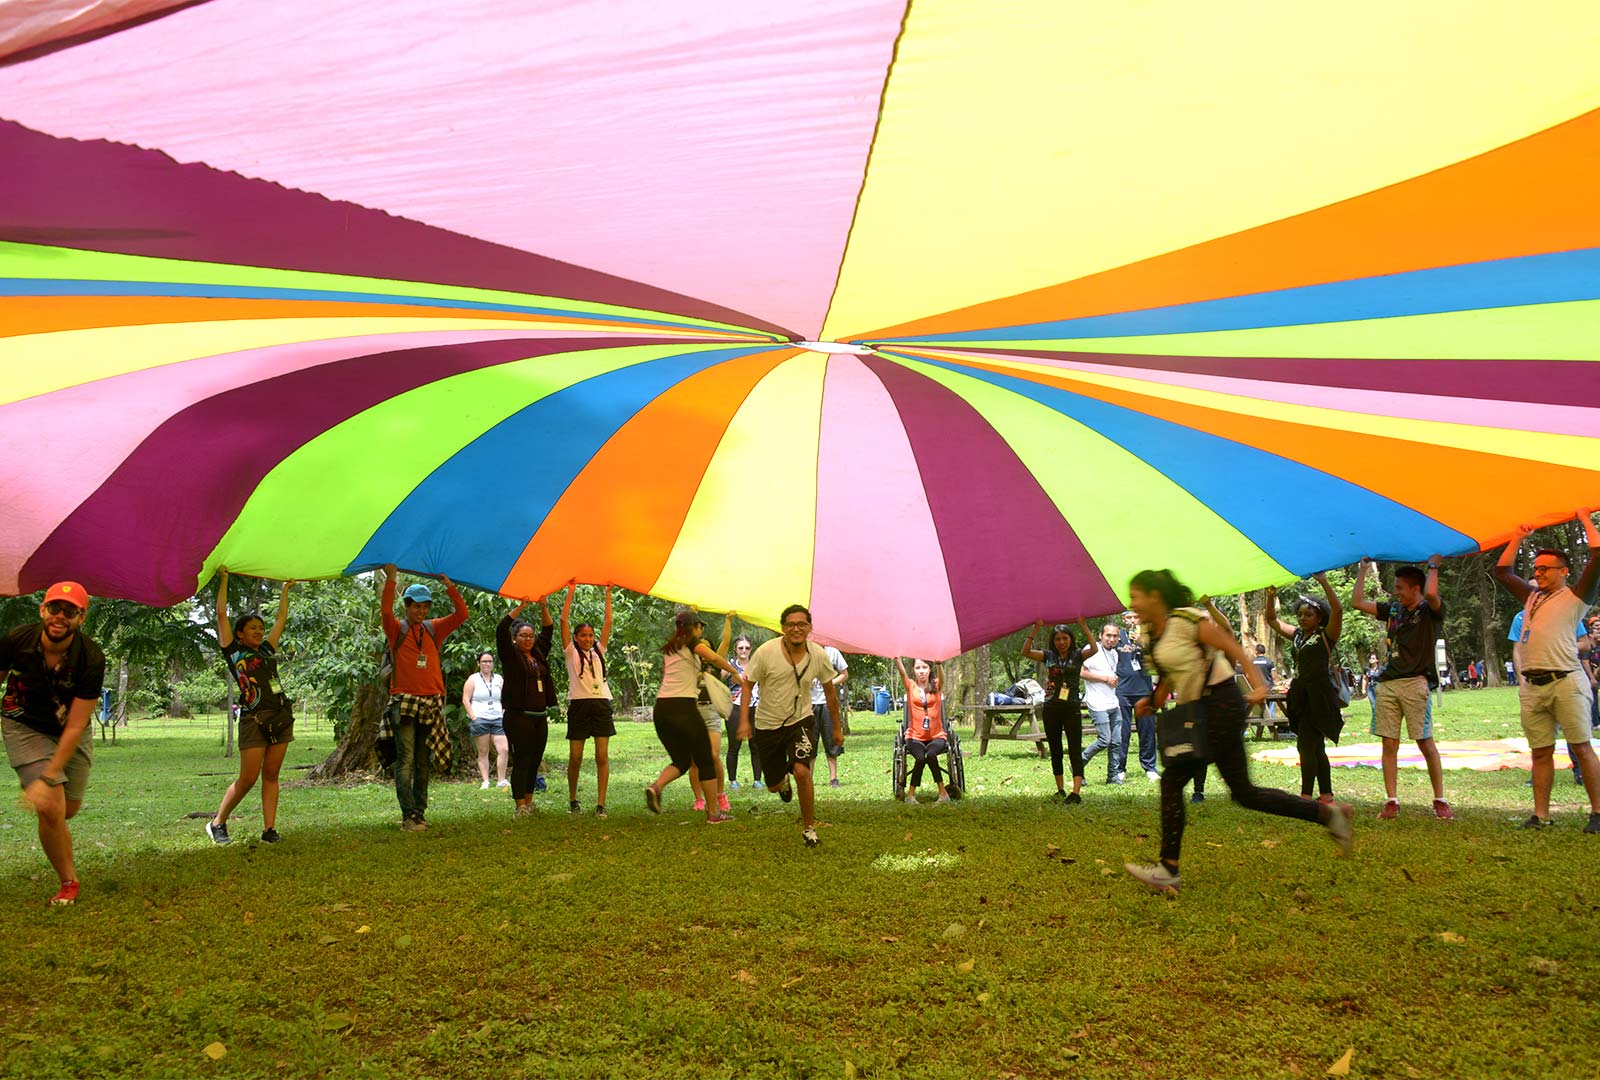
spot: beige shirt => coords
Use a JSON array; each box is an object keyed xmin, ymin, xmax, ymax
[
  {"xmin": 1150, "ymin": 608, "xmax": 1235, "ymax": 705},
  {"xmin": 1517, "ymin": 587, "xmax": 1591, "ymax": 672}
]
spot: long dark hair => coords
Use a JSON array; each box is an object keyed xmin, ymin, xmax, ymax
[
  {"xmin": 510, "ymin": 620, "xmax": 545, "ymax": 676},
  {"xmin": 1047, "ymin": 623, "xmax": 1074, "ymax": 658},
  {"xmin": 661, "ymin": 610, "xmax": 700, "ymax": 657},
  {"xmin": 1128, "ymin": 569, "xmax": 1195, "ymax": 611},
  {"xmin": 572, "ymin": 622, "xmax": 606, "ymax": 681}
]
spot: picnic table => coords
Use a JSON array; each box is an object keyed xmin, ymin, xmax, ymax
[
  {"xmin": 1248, "ymin": 691, "xmax": 1291, "ymax": 740},
  {"xmin": 951, "ymin": 703, "xmax": 1048, "ymax": 757}
]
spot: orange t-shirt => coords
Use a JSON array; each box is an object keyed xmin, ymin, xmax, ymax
[
  {"xmin": 382, "ymin": 578, "xmax": 469, "ymax": 696},
  {"xmin": 904, "ymin": 676, "xmax": 944, "ymax": 741}
]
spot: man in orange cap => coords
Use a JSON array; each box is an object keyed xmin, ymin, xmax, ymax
[{"xmin": 0, "ymin": 582, "xmax": 106, "ymax": 905}]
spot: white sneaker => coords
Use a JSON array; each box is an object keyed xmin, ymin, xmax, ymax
[
  {"xmin": 802, "ymin": 826, "xmax": 820, "ymax": 847},
  {"xmin": 496, "ymin": 779, "xmax": 511, "ymax": 789},
  {"xmin": 1124, "ymin": 861, "xmax": 1181, "ymax": 893},
  {"xmin": 479, "ymin": 780, "xmax": 491, "ymax": 790},
  {"xmin": 937, "ymin": 793, "xmax": 952, "ymax": 804},
  {"xmin": 1145, "ymin": 770, "xmax": 1160, "ymax": 781},
  {"xmin": 904, "ymin": 793, "xmax": 917, "ymax": 806}
]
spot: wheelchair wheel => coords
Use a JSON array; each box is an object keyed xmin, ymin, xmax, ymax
[
  {"xmin": 891, "ymin": 728, "xmax": 908, "ymax": 799},
  {"xmin": 946, "ymin": 729, "xmax": 966, "ymax": 795}
]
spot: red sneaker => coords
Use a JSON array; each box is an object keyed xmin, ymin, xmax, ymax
[
  {"xmin": 1377, "ymin": 800, "xmax": 1399, "ymax": 820},
  {"xmin": 49, "ymin": 880, "xmax": 79, "ymax": 906},
  {"xmin": 1432, "ymin": 799, "xmax": 1454, "ymax": 820}
]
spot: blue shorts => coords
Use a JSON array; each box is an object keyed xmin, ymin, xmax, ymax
[{"xmin": 469, "ymin": 716, "xmax": 505, "ymax": 737}]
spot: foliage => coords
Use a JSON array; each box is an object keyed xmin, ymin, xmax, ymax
[{"xmin": 1, "ymin": 689, "xmax": 1595, "ymax": 1079}]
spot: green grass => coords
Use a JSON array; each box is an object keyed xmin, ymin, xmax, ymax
[{"xmin": 2, "ymin": 688, "xmax": 1596, "ymax": 1078}]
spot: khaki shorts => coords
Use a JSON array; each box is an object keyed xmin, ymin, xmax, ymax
[
  {"xmin": 3, "ymin": 716, "xmax": 93, "ymax": 803},
  {"xmin": 1371, "ymin": 676, "xmax": 1433, "ymax": 741},
  {"xmin": 1518, "ymin": 673, "xmax": 1595, "ymax": 750}
]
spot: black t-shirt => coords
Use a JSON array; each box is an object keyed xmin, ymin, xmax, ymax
[
  {"xmin": 0, "ymin": 623, "xmax": 107, "ymax": 737},
  {"xmin": 1376, "ymin": 599, "xmax": 1444, "ymax": 682},
  {"xmin": 1252, "ymin": 656, "xmax": 1275, "ymax": 686},
  {"xmin": 223, "ymin": 639, "xmax": 284, "ymax": 713},
  {"xmin": 1043, "ymin": 648, "xmax": 1083, "ymax": 705}
]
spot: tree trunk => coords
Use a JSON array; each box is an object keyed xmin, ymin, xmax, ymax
[
  {"xmin": 975, "ymin": 644, "xmax": 991, "ymax": 708},
  {"xmin": 307, "ymin": 683, "xmax": 387, "ymax": 781},
  {"xmin": 114, "ymin": 659, "xmax": 128, "ymax": 742},
  {"xmin": 1474, "ymin": 553, "xmax": 1505, "ymax": 688}
]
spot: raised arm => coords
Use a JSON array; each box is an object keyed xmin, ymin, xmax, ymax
[
  {"xmin": 266, "ymin": 580, "xmax": 292, "ymax": 649},
  {"xmin": 1021, "ymin": 620, "xmax": 1045, "ymax": 663},
  {"xmin": 693, "ymin": 640, "xmax": 739, "ymax": 678},
  {"xmin": 1424, "ymin": 555, "xmax": 1442, "ymax": 614},
  {"xmin": 894, "ymin": 656, "xmax": 910, "ymax": 684},
  {"xmin": 216, "ymin": 567, "xmax": 233, "ymax": 648},
  {"xmin": 1197, "ymin": 617, "xmax": 1266, "ymax": 704},
  {"xmin": 1313, "ymin": 572, "xmax": 1342, "ymax": 643},
  {"xmin": 1202, "ymin": 595, "xmax": 1233, "ymax": 636},
  {"xmin": 713, "ymin": 612, "xmax": 732, "ymax": 659},
  {"xmin": 1263, "ymin": 586, "xmax": 1294, "ymax": 640},
  {"xmin": 561, "ymin": 581, "xmax": 575, "ymax": 649},
  {"xmin": 1076, "ymin": 619, "xmax": 1095, "ymax": 659},
  {"xmin": 1350, "ymin": 558, "xmax": 1380, "ymax": 616},
  {"xmin": 600, "ymin": 585, "xmax": 614, "ymax": 650},
  {"xmin": 1571, "ymin": 510, "xmax": 1600, "ymax": 603}
]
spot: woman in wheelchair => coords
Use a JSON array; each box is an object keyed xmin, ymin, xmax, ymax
[{"xmin": 896, "ymin": 657, "xmax": 953, "ymax": 804}]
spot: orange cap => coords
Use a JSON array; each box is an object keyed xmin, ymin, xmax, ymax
[{"xmin": 43, "ymin": 581, "xmax": 90, "ymax": 612}]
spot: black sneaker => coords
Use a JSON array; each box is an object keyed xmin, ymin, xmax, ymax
[
  {"xmin": 569, "ymin": 800, "xmax": 581, "ymax": 815},
  {"xmin": 205, "ymin": 821, "xmax": 231, "ymax": 845},
  {"xmin": 260, "ymin": 827, "xmax": 281, "ymax": 844},
  {"xmin": 644, "ymin": 785, "xmax": 662, "ymax": 814},
  {"xmin": 1051, "ymin": 790, "xmax": 1068, "ymax": 804},
  {"xmin": 1065, "ymin": 792, "xmax": 1082, "ymax": 805},
  {"xmin": 1190, "ymin": 792, "xmax": 1206, "ymax": 804},
  {"xmin": 594, "ymin": 805, "xmax": 607, "ymax": 820},
  {"xmin": 1520, "ymin": 814, "xmax": 1554, "ymax": 830},
  {"xmin": 777, "ymin": 780, "xmax": 794, "ymax": 803},
  {"xmin": 1585, "ymin": 813, "xmax": 1600, "ymax": 834}
]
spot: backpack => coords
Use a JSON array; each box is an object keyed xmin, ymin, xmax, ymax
[{"xmin": 379, "ymin": 619, "xmax": 437, "ymax": 690}]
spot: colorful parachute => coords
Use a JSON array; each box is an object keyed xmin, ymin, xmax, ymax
[{"xmin": 3, "ymin": 2, "xmax": 1599, "ymax": 657}]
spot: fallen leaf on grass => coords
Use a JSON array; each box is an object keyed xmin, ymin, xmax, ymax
[
  {"xmin": 1404, "ymin": 1067, "xmax": 1423, "ymax": 1078},
  {"xmin": 321, "ymin": 1013, "xmax": 354, "ymax": 1032},
  {"xmin": 1044, "ymin": 844, "xmax": 1060, "ymax": 859},
  {"xmin": 976, "ymin": 992, "xmax": 991, "ymax": 1004},
  {"xmin": 1287, "ymin": 1064, "xmax": 1302, "ymax": 1078},
  {"xmin": 1205, "ymin": 841, "xmax": 1224, "ymax": 848},
  {"xmin": 547, "ymin": 872, "xmax": 574, "ymax": 884},
  {"xmin": 1437, "ymin": 931, "xmax": 1465, "ymax": 944},
  {"xmin": 396, "ymin": 935, "xmax": 412, "ymax": 948},
  {"xmin": 328, "ymin": 902, "xmax": 353, "ymax": 912},
  {"xmin": 880, "ymin": 936, "xmax": 899, "ymax": 943},
  {"xmin": 1260, "ymin": 839, "xmax": 1279, "ymax": 848},
  {"xmin": 1227, "ymin": 934, "xmax": 1236, "ymax": 949},
  {"xmin": 1061, "ymin": 1049, "xmax": 1080, "ymax": 1060},
  {"xmin": 955, "ymin": 959, "xmax": 975, "ymax": 974},
  {"xmin": 1326, "ymin": 1047, "xmax": 1354, "ymax": 1076},
  {"xmin": 781, "ymin": 975, "xmax": 804, "ymax": 989},
  {"xmin": 1528, "ymin": 957, "xmax": 1560, "ymax": 975},
  {"xmin": 942, "ymin": 922, "xmax": 966, "ymax": 939},
  {"xmin": 1401, "ymin": 867, "xmax": 1416, "ymax": 883},
  {"xmin": 733, "ymin": 969, "xmax": 757, "ymax": 985},
  {"xmin": 1100, "ymin": 868, "xmax": 1114, "ymax": 876},
  {"xmin": 318, "ymin": 935, "xmax": 338, "ymax": 946},
  {"xmin": 905, "ymin": 832, "xmax": 914, "ymax": 841},
  {"xmin": 355, "ymin": 926, "xmax": 371, "ymax": 934},
  {"xmin": 202, "ymin": 1042, "xmax": 227, "ymax": 1061},
  {"xmin": 845, "ymin": 1062, "xmax": 857, "ymax": 1080}
]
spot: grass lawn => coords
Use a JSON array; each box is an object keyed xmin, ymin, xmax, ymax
[{"xmin": 2, "ymin": 688, "xmax": 1597, "ymax": 1078}]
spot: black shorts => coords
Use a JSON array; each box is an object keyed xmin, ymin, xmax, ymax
[
  {"xmin": 566, "ymin": 698, "xmax": 616, "ymax": 741},
  {"xmin": 753, "ymin": 719, "xmax": 817, "ymax": 788},
  {"xmin": 653, "ymin": 697, "xmax": 716, "ymax": 776}
]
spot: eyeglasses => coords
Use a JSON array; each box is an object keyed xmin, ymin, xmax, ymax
[
  {"xmin": 783, "ymin": 620, "xmax": 810, "ymax": 630},
  {"xmin": 44, "ymin": 601, "xmax": 83, "ymax": 618},
  {"xmin": 1532, "ymin": 564, "xmax": 1567, "ymax": 574}
]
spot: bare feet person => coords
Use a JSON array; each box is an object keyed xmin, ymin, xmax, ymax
[{"xmin": 1, "ymin": 582, "xmax": 104, "ymax": 905}]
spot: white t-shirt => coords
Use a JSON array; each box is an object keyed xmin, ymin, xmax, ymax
[
  {"xmin": 1518, "ymin": 587, "xmax": 1592, "ymax": 672},
  {"xmin": 743, "ymin": 638, "xmax": 835, "ymax": 730},
  {"xmin": 809, "ymin": 645, "xmax": 848, "ymax": 705},
  {"xmin": 1081, "ymin": 646, "xmax": 1119, "ymax": 712},
  {"xmin": 659, "ymin": 645, "xmax": 701, "ymax": 699},
  {"xmin": 564, "ymin": 641, "xmax": 612, "ymax": 700},
  {"xmin": 465, "ymin": 672, "xmax": 503, "ymax": 721}
]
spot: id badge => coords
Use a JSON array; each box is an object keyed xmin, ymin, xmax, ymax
[
  {"xmin": 268, "ymin": 676, "xmax": 283, "ymax": 696},
  {"xmin": 536, "ymin": 677, "xmax": 544, "ymax": 695},
  {"xmin": 415, "ymin": 655, "xmax": 428, "ymax": 669}
]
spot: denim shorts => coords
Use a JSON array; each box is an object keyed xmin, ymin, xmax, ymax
[{"xmin": 469, "ymin": 716, "xmax": 505, "ymax": 737}]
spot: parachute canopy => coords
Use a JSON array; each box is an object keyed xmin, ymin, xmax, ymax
[{"xmin": 3, "ymin": 1, "xmax": 1599, "ymax": 657}]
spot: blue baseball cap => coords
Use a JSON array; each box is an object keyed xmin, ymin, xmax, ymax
[{"xmin": 402, "ymin": 584, "xmax": 433, "ymax": 604}]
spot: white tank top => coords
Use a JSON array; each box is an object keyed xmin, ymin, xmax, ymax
[
  {"xmin": 467, "ymin": 672, "xmax": 503, "ymax": 720},
  {"xmin": 659, "ymin": 646, "xmax": 701, "ymax": 699}
]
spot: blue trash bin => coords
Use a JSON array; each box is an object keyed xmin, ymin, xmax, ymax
[{"xmin": 873, "ymin": 687, "xmax": 891, "ymax": 714}]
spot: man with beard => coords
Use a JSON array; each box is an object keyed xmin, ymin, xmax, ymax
[{"xmin": 1, "ymin": 582, "xmax": 106, "ymax": 905}]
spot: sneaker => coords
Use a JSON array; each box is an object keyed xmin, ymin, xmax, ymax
[
  {"xmin": 206, "ymin": 820, "xmax": 231, "ymax": 845},
  {"xmin": 1324, "ymin": 803, "xmax": 1353, "ymax": 854},
  {"xmin": 1065, "ymin": 792, "xmax": 1082, "ymax": 805},
  {"xmin": 413, "ymin": 815, "xmax": 429, "ymax": 829},
  {"xmin": 1520, "ymin": 814, "xmax": 1553, "ymax": 830},
  {"xmin": 1124, "ymin": 862, "xmax": 1181, "ymax": 893},
  {"xmin": 777, "ymin": 780, "xmax": 793, "ymax": 804},
  {"xmin": 644, "ymin": 785, "xmax": 662, "ymax": 815},
  {"xmin": 1585, "ymin": 813, "xmax": 1600, "ymax": 834},
  {"xmin": 496, "ymin": 779, "xmax": 511, "ymax": 789},
  {"xmin": 479, "ymin": 780, "xmax": 491, "ymax": 790},
  {"xmin": 728, "ymin": 781, "xmax": 741, "ymax": 792},
  {"xmin": 1189, "ymin": 792, "xmax": 1205, "ymax": 805},
  {"xmin": 260, "ymin": 827, "xmax": 281, "ymax": 844},
  {"xmin": 693, "ymin": 797, "xmax": 707, "ymax": 812},
  {"xmin": 708, "ymin": 811, "xmax": 733, "ymax": 824},
  {"xmin": 1051, "ymin": 790, "xmax": 1068, "ymax": 804},
  {"xmin": 1317, "ymin": 794, "xmax": 1336, "ymax": 806},
  {"xmin": 1378, "ymin": 799, "xmax": 1399, "ymax": 820},
  {"xmin": 49, "ymin": 880, "xmax": 79, "ymax": 906},
  {"xmin": 594, "ymin": 805, "xmax": 607, "ymax": 820},
  {"xmin": 569, "ymin": 800, "xmax": 581, "ymax": 815},
  {"xmin": 1145, "ymin": 770, "xmax": 1160, "ymax": 781},
  {"xmin": 802, "ymin": 825, "xmax": 820, "ymax": 847},
  {"xmin": 1111, "ymin": 773, "xmax": 1126, "ymax": 785},
  {"xmin": 753, "ymin": 781, "xmax": 766, "ymax": 792},
  {"xmin": 904, "ymin": 793, "xmax": 917, "ymax": 806},
  {"xmin": 401, "ymin": 818, "xmax": 427, "ymax": 832},
  {"xmin": 718, "ymin": 793, "xmax": 731, "ymax": 813},
  {"xmin": 937, "ymin": 793, "xmax": 952, "ymax": 804},
  {"xmin": 513, "ymin": 804, "xmax": 533, "ymax": 819},
  {"xmin": 1432, "ymin": 798, "xmax": 1455, "ymax": 821},
  {"xmin": 829, "ymin": 779, "xmax": 841, "ymax": 788}
]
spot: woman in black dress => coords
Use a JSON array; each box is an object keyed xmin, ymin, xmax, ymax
[
  {"xmin": 1265, "ymin": 573, "xmax": 1345, "ymax": 804},
  {"xmin": 1022, "ymin": 619, "xmax": 1093, "ymax": 804}
]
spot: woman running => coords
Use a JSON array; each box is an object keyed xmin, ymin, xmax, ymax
[
  {"xmin": 497, "ymin": 597, "xmax": 555, "ymax": 818},
  {"xmin": 895, "ymin": 656, "xmax": 952, "ymax": 803},
  {"xmin": 645, "ymin": 607, "xmax": 740, "ymax": 823},
  {"xmin": 463, "ymin": 651, "xmax": 508, "ymax": 790},
  {"xmin": 206, "ymin": 569, "xmax": 295, "ymax": 845},
  {"xmin": 1123, "ymin": 569, "xmax": 1351, "ymax": 893},
  {"xmin": 688, "ymin": 612, "xmax": 735, "ymax": 816},
  {"xmin": 723, "ymin": 635, "xmax": 763, "ymax": 791},
  {"xmin": 1022, "ymin": 619, "xmax": 1093, "ymax": 804},
  {"xmin": 1265, "ymin": 573, "xmax": 1346, "ymax": 804},
  {"xmin": 561, "ymin": 582, "xmax": 615, "ymax": 819}
]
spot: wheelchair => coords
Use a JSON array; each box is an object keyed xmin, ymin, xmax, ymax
[{"xmin": 891, "ymin": 710, "xmax": 965, "ymax": 799}]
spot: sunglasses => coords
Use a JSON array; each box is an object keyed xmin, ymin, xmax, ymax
[{"xmin": 44, "ymin": 601, "xmax": 83, "ymax": 618}]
